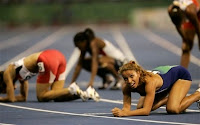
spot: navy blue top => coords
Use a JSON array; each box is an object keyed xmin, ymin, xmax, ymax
[{"xmin": 155, "ymin": 65, "xmax": 192, "ymax": 94}]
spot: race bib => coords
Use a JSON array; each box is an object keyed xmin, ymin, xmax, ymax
[{"xmin": 38, "ymin": 62, "xmax": 45, "ymax": 72}]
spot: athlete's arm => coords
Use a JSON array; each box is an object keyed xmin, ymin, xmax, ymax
[
  {"xmin": 112, "ymin": 80, "xmax": 156, "ymax": 117},
  {"xmin": 112, "ymin": 83, "xmax": 132, "ymax": 117},
  {"xmin": 71, "ymin": 51, "xmax": 86, "ymax": 83},
  {"xmin": 88, "ymin": 40, "xmax": 99, "ymax": 87},
  {"xmin": 0, "ymin": 65, "xmax": 16, "ymax": 102},
  {"xmin": 15, "ymin": 80, "xmax": 29, "ymax": 102}
]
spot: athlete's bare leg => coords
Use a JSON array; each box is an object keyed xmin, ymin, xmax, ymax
[
  {"xmin": 166, "ymin": 80, "xmax": 200, "ymax": 114},
  {"xmin": 180, "ymin": 28, "xmax": 195, "ymax": 68},
  {"xmin": 36, "ymin": 81, "xmax": 78, "ymax": 102},
  {"xmin": 185, "ymin": 4, "xmax": 200, "ymax": 50}
]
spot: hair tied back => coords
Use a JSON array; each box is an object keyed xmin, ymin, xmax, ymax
[{"xmin": 129, "ymin": 61, "xmax": 136, "ymax": 64}]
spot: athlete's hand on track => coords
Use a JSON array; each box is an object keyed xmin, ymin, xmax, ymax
[{"xmin": 112, "ymin": 107, "xmax": 127, "ymax": 117}]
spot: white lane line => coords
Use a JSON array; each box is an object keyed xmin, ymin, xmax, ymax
[
  {"xmin": 0, "ymin": 28, "xmax": 47, "ymax": 50},
  {"xmin": 65, "ymin": 47, "xmax": 80, "ymax": 78},
  {"xmin": 0, "ymin": 123, "xmax": 15, "ymax": 125},
  {"xmin": 111, "ymin": 27, "xmax": 139, "ymax": 64},
  {"xmin": 0, "ymin": 27, "xmax": 68, "ymax": 69},
  {"xmin": 84, "ymin": 113, "xmax": 112, "ymax": 115},
  {"xmin": 100, "ymin": 98, "xmax": 200, "ymax": 113},
  {"xmin": 142, "ymin": 30, "xmax": 200, "ymax": 67},
  {"xmin": 0, "ymin": 103, "xmax": 198, "ymax": 125}
]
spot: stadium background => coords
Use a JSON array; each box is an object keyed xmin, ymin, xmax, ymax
[{"xmin": 0, "ymin": 0, "xmax": 172, "ymax": 29}]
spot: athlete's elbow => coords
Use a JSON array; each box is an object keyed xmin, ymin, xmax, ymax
[{"xmin": 143, "ymin": 111, "xmax": 150, "ymax": 116}]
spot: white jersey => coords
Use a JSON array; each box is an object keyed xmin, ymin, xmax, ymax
[
  {"xmin": 102, "ymin": 39, "xmax": 126, "ymax": 63},
  {"xmin": 12, "ymin": 58, "xmax": 37, "ymax": 81},
  {"xmin": 173, "ymin": 0, "xmax": 194, "ymax": 10}
]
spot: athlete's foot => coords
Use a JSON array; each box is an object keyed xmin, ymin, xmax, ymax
[
  {"xmin": 68, "ymin": 82, "xmax": 88, "ymax": 101},
  {"xmin": 86, "ymin": 86, "xmax": 100, "ymax": 102}
]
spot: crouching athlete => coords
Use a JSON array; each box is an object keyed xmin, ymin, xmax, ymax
[
  {"xmin": 0, "ymin": 49, "xmax": 86, "ymax": 102},
  {"xmin": 112, "ymin": 61, "xmax": 200, "ymax": 117}
]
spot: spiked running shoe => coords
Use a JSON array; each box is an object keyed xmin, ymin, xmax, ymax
[
  {"xmin": 68, "ymin": 82, "xmax": 88, "ymax": 101},
  {"xmin": 86, "ymin": 86, "xmax": 100, "ymax": 102}
]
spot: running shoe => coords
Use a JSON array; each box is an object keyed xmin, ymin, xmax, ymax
[
  {"xmin": 68, "ymin": 82, "xmax": 87, "ymax": 101},
  {"xmin": 86, "ymin": 86, "xmax": 100, "ymax": 102},
  {"xmin": 196, "ymin": 88, "xmax": 200, "ymax": 109}
]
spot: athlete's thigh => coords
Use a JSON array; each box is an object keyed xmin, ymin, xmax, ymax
[
  {"xmin": 167, "ymin": 79, "xmax": 191, "ymax": 107},
  {"xmin": 183, "ymin": 28, "xmax": 195, "ymax": 41},
  {"xmin": 51, "ymin": 80, "xmax": 65, "ymax": 90},
  {"xmin": 36, "ymin": 83, "xmax": 51, "ymax": 97},
  {"xmin": 99, "ymin": 56, "xmax": 114, "ymax": 64},
  {"xmin": 153, "ymin": 89, "xmax": 169, "ymax": 105}
]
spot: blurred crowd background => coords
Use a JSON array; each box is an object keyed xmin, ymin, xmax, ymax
[{"xmin": 0, "ymin": 0, "xmax": 172, "ymax": 29}]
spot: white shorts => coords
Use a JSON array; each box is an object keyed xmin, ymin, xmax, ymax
[{"xmin": 173, "ymin": 0, "xmax": 193, "ymax": 10}]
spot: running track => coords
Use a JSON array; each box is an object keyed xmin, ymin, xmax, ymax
[{"xmin": 0, "ymin": 26, "xmax": 199, "ymax": 125}]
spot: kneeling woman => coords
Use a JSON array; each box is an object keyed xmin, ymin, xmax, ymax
[
  {"xmin": 72, "ymin": 28, "xmax": 127, "ymax": 91},
  {"xmin": 0, "ymin": 49, "xmax": 85, "ymax": 102},
  {"xmin": 112, "ymin": 61, "xmax": 200, "ymax": 117}
]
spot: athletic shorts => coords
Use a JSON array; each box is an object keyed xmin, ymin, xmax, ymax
[
  {"xmin": 37, "ymin": 49, "xmax": 67, "ymax": 84},
  {"xmin": 154, "ymin": 65, "xmax": 192, "ymax": 93}
]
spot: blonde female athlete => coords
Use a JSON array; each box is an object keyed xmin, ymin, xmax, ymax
[
  {"xmin": 168, "ymin": 0, "xmax": 200, "ymax": 68},
  {"xmin": 0, "ymin": 49, "xmax": 86, "ymax": 102},
  {"xmin": 112, "ymin": 61, "xmax": 200, "ymax": 117}
]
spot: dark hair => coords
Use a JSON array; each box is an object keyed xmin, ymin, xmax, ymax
[
  {"xmin": 73, "ymin": 28, "xmax": 95, "ymax": 44},
  {"xmin": 84, "ymin": 28, "xmax": 95, "ymax": 41},
  {"xmin": 0, "ymin": 71, "xmax": 6, "ymax": 93},
  {"xmin": 74, "ymin": 32, "xmax": 86, "ymax": 44}
]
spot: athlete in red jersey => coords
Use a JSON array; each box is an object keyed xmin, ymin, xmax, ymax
[
  {"xmin": 0, "ymin": 49, "xmax": 86, "ymax": 102},
  {"xmin": 168, "ymin": 0, "xmax": 200, "ymax": 68}
]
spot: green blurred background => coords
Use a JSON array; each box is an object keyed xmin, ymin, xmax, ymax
[{"xmin": 0, "ymin": 0, "xmax": 172, "ymax": 28}]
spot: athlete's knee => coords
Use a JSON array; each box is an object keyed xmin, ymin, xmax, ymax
[
  {"xmin": 182, "ymin": 43, "xmax": 192, "ymax": 53},
  {"xmin": 166, "ymin": 106, "xmax": 181, "ymax": 114},
  {"xmin": 182, "ymin": 48, "xmax": 191, "ymax": 54},
  {"xmin": 37, "ymin": 95, "xmax": 49, "ymax": 102}
]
